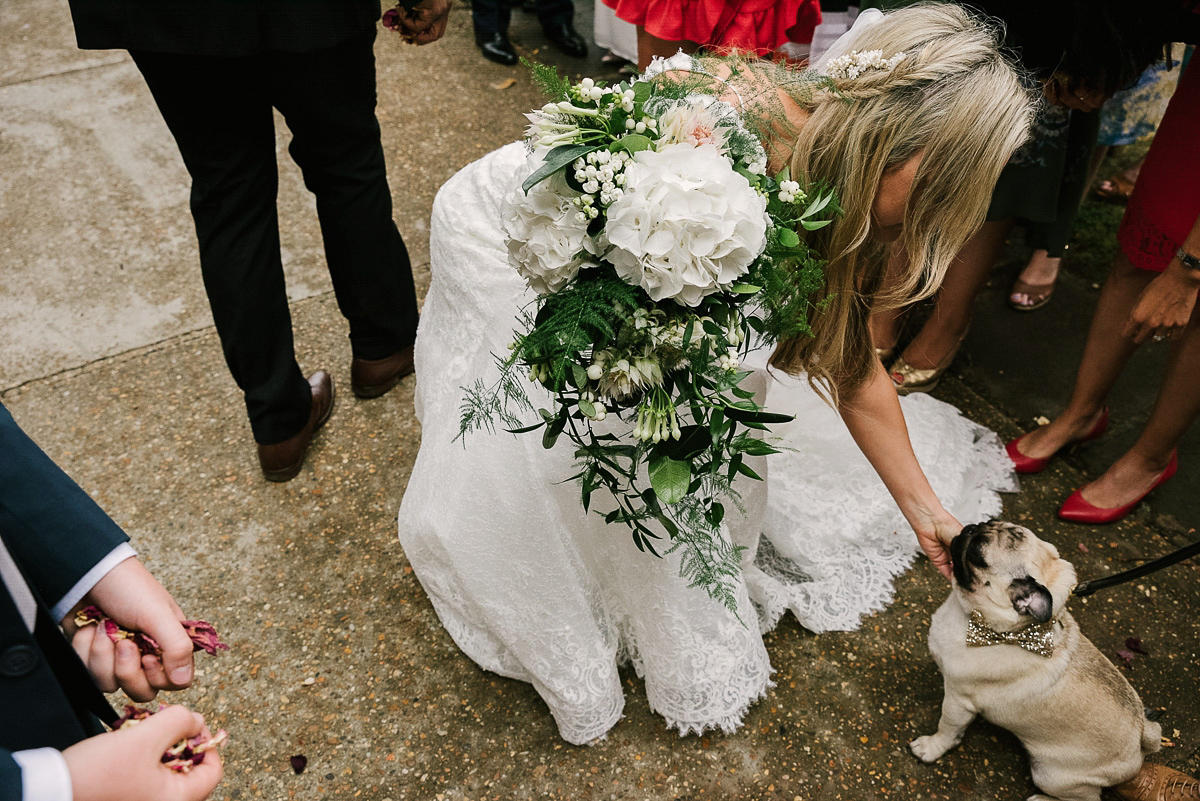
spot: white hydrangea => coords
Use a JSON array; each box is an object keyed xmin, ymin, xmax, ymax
[
  {"xmin": 603, "ymin": 143, "xmax": 768, "ymax": 306},
  {"xmin": 502, "ymin": 157, "xmax": 598, "ymax": 295}
]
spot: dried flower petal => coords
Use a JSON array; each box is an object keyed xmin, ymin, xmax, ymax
[
  {"xmin": 1116, "ymin": 649, "xmax": 1137, "ymax": 666},
  {"xmin": 75, "ymin": 607, "xmax": 227, "ymax": 657},
  {"xmin": 115, "ymin": 706, "xmax": 227, "ymax": 772},
  {"xmin": 1077, "ymin": 543, "xmax": 1089, "ymax": 553},
  {"xmin": 183, "ymin": 621, "xmax": 230, "ymax": 655},
  {"xmin": 381, "ymin": 8, "xmax": 400, "ymax": 30},
  {"xmin": 1125, "ymin": 637, "xmax": 1148, "ymax": 655},
  {"xmin": 163, "ymin": 730, "xmax": 228, "ymax": 773},
  {"xmin": 290, "ymin": 755, "xmax": 308, "ymax": 774},
  {"xmin": 114, "ymin": 704, "xmax": 157, "ymax": 728}
]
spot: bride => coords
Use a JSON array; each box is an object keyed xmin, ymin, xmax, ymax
[{"xmin": 399, "ymin": 4, "xmax": 1036, "ymax": 744}]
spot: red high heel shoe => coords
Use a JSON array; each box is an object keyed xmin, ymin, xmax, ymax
[
  {"xmin": 1058, "ymin": 451, "xmax": 1178, "ymax": 524},
  {"xmin": 1004, "ymin": 407, "xmax": 1109, "ymax": 474}
]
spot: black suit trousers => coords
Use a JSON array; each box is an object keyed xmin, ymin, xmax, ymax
[
  {"xmin": 131, "ymin": 27, "xmax": 418, "ymax": 444},
  {"xmin": 471, "ymin": 0, "xmax": 576, "ymax": 40}
]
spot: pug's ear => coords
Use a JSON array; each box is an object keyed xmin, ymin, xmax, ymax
[{"xmin": 1009, "ymin": 576, "xmax": 1053, "ymax": 623}]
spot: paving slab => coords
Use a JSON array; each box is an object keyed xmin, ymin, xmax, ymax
[{"xmin": 1, "ymin": 3, "xmax": 1197, "ymax": 800}]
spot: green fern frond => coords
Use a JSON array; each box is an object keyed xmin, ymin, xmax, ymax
[{"xmin": 522, "ymin": 58, "xmax": 571, "ymax": 100}]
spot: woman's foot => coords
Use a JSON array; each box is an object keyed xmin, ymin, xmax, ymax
[
  {"xmin": 889, "ymin": 326, "xmax": 967, "ymax": 395},
  {"xmin": 1009, "ymin": 406, "xmax": 1108, "ymax": 463},
  {"xmin": 1093, "ymin": 163, "xmax": 1141, "ymax": 203},
  {"xmin": 1009, "ymin": 250, "xmax": 1060, "ymax": 311},
  {"xmin": 1067, "ymin": 449, "xmax": 1177, "ymax": 513}
]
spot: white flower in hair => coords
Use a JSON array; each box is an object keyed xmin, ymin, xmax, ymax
[{"xmin": 823, "ymin": 49, "xmax": 906, "ymax": 81}]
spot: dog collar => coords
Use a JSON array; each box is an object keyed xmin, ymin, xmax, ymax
[{"xmin": 966, "ymin": 611, "xmax": 1057, "ymax": 658}]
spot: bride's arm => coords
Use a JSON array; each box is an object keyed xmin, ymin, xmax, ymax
[{"xmin": 836, "ymin": 361, "xmax": 960, "ymax": 580}]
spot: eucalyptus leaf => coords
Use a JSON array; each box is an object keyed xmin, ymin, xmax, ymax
[
  {"xmin": 655, "ymin": 513, "xmax": 680, "ymax": 538},
  {"xmin": 723, "ymin": 405, "xmax": 794, "ymax": 425},
  {"xmin": 648, "ymin": 455, "xmax": 690, "ymax": 504},
  {"xmin": 522, "ymin": 144, "xmax": 601, "ymax": 194},
  {"xmin": 735, "ymin": 460, "xmax": 763, "ymax": 481},
  {"xmin": 654, "ymin": 425, "xmax": 712, "ymax": 460},
  {"xmin": 801, "ymin": 192, "xmax": 833, "ymax": 218},
  {"xmin": 570, "ymin": 362, "xmax": 589, "ymax": 388},
  {"xmin": 542, "ymin": 411, "xmax": 567, "ymax": 449},
  {"xmin": 504, "ymin": 420, "xmax": 547, "ymax": 434},
  {"xmin": 777, "ymin": 227, "xmax": 800, "ymax": 248},
  {"xmin": 614, "ymin": 134, "xmax": 653, "ymax": 154}
]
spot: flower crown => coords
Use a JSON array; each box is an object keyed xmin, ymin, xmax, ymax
[{"xmin": 823, "ymin": 49, "xmax": 906, "ymax": 81}]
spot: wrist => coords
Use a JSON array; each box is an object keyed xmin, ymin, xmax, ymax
[
  {"xmin": 895, "ymin": 492, "xmax": 945, "ymax": 530},
  {"xmin": 1169, "ymin": 248, "xmax": 1200, "ymax": 286}
]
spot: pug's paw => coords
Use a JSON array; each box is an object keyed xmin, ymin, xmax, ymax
[{"xmin": 909, "ymin": 735, "xmax": 952, "ymax": 763}]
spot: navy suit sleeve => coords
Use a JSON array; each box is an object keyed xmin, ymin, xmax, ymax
[
  {"xmin": 0, "ymin": 403, "xmax": 129, "ymax": 610},
  {"xmin": 0, "ymin": 750, "xmax": 21, "ymax": 801}
]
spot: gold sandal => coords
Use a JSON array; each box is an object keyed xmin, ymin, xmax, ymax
[{"xmin": 888, "ymin": 335, "xmax": 965, "ymax": 396}]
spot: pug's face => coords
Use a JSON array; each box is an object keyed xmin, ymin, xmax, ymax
[{"xmin": 949, "ymin": 521, "xmax": 1076, "ymax": 629}]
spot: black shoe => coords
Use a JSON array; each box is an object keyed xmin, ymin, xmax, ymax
[
  {"xmin": 544, "ymin": 22, "xmax": 587, "ymax": 58},
  {"xmin": 477, "ymin": 33, "xmax": 518, "ymax": 66}
]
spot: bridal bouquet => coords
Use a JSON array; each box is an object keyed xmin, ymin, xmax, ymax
[{"xmin": 461, "ymin": 62, "xmax": 836, "ymax": 613}]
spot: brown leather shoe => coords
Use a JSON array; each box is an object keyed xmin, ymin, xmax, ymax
[
  {"xmin": 350, "ymin": 345, "xmax": 414, "ymax": 398},
  {"xmin": 257, "ymin": 371, "xmax": 335, "ymax": 482},
  {"xmin": 1112, "ymin": 764, "xmax": 1200, "ymax": 801}
]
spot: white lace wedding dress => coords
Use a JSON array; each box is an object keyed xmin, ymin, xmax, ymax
[{"xmin": 397, "ymin": 142, "xmax": 1016, "ymax": 745}]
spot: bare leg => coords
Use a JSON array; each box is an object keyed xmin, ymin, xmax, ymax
[
  {"xmin": 1010, "ymin": 249, "xmax": 1061, "ymax": 309},
  {"xmin": 1015, "ymin": 254, "xmax": 1152, "ymax": 460},
  {"xmin": 1074, "ymin": 297, "xmax": 1200, "ymax": 507},
  {"xmin": 896, "ymin": 219, "xmax": 1013, "ymax": 371},
  {"xmin": 635, "ymin": 26, "xmax": 699, "ymax": 71},
  {"xmin": 1086, "ymin": 143, "xmax": 1111, "ymax": 194}
]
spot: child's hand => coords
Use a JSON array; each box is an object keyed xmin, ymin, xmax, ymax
[{"xmin": 63, "ymin": 705, "xmax": 223, "ymax": 801}]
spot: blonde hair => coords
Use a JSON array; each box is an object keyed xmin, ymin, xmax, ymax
[{"xmin": 768, "ymin": 3, "xmax": 1037, "ymax": 403}]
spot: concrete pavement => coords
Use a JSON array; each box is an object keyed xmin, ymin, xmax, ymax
[{"xmin": 1, "ymin": 3, "xmax": 1196, "ymax": 799}]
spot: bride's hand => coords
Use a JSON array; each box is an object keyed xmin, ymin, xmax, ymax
[{"xmin": 912, "ymin": 511, "xmax": 961, "ymax": 582}]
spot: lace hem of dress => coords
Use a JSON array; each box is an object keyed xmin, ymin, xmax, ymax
[{"xmin": 665, "ymin": 678, "xmax": 775, "ymax": 738}]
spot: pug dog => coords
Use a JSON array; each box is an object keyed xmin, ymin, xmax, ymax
[{"xmin": 910, "ymin": 521, "xmax": 1161, "ymax": 801}]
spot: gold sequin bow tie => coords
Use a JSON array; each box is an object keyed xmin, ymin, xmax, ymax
[{"xmin": 966, "ymin": 611, "xmax": 1057, "ymax": 658}]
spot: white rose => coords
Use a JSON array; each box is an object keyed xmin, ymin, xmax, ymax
[
  {"xmin": 602, "ymin": 143, "xmax": 768, "ymax": 306},
  {"xmin": 501, "ymin": 155, "xmax": 598, "ymax": 295}
]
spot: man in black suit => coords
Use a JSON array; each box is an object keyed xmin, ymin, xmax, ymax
[
  {"xmin": 0, "ymin": 403, "xmax": 221, "ymax": 801},
  {"xmin": 66, "ymin": 0, "xmax": 452, "ymax": 482},
  {"xmin": 472, "ymin": 0, "xmax": 587, "ymax": 65}
]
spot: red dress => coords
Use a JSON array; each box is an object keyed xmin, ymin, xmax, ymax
[
  {"xmin": 1117, "ymin": 56, "xmax": 1200, "ymax": 272},
  {"xmin": 603, "ymin": 0, "xmax": 818, "ymax": 56}
]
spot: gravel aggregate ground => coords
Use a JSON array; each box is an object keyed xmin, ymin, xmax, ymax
[{"xmin": 1, "ymin": 3, "xmax": 1196, "ymax": 798}]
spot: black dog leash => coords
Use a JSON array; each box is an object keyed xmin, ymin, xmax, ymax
[{"xmin": 1072, "ymin": 537, "xmax": 1200, "ymax": 597}]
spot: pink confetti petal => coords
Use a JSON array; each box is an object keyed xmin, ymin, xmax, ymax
[{"xmin": 1125, "ymin": 637, "xmax": 1148, "ymax": 655}]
